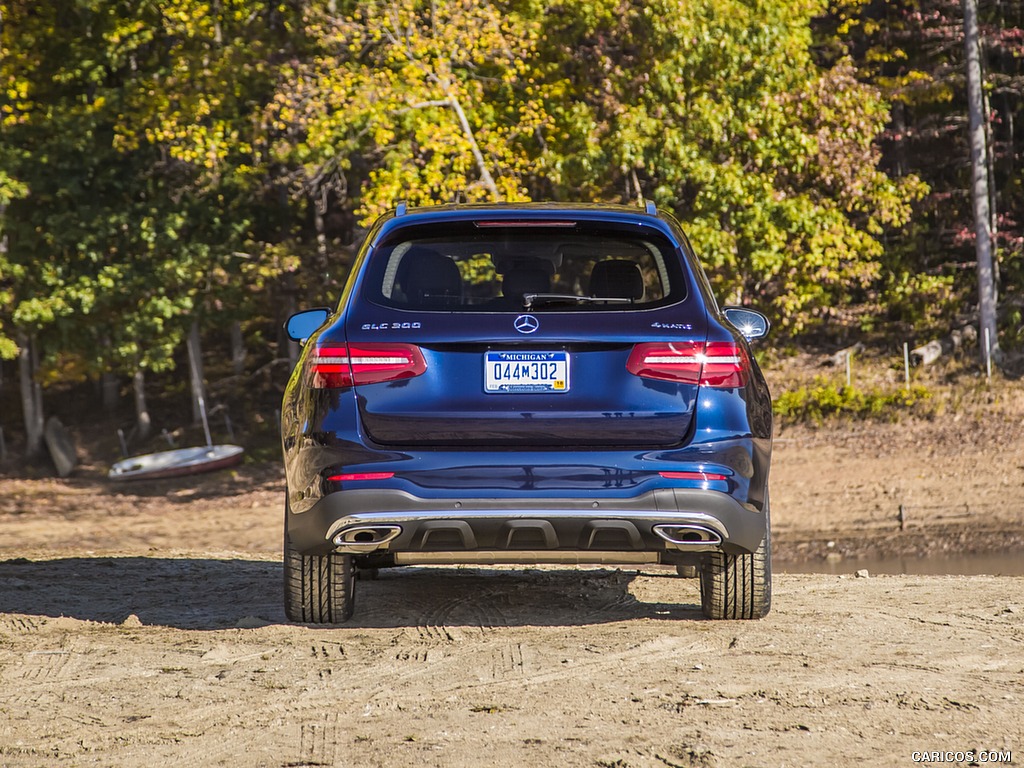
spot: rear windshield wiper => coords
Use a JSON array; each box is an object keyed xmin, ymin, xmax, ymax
[{"xmin": 522, "ymin": 293, "xmax": 633, "ymax": 309}]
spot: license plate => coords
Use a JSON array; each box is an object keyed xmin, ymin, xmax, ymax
[{"xmin": 485, "ymin": 351, "xmax": 569, "ymax": 393}]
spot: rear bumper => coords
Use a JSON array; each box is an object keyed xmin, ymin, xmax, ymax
[{"xmin": 287, "ymin": 487, "xmax": 766, "ymax": 561}]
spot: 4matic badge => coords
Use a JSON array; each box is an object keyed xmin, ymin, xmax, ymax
[{"xmin": 651, "ymin": 321, "xmax": 694, "ymax": 330}]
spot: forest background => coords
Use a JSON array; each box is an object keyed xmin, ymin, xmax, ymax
[{"xmin": 1, "ymin": 0, "xmax": 1022, "ymax": 461}]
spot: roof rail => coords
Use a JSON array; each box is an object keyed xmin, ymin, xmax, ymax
[
  {"xmin": 643, "ymin": 199, "xmax": 657, "ymax": 216},
  {"xmin": 395, "ymin": 201, "xmax": 408, "ymax": 216}
]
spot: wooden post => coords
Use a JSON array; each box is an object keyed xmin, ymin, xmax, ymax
[
  {"xmin": 186, "ymin": 331, "xmax": 213, "ymax": 447},
  {"xmin": 187, "ymin": 321, "xmax": 206, "ymax": 427},
  {"xmin": 903, "ymin": 342, "xmax": 911, "ymax": 392},
  {"xmin": 984, "ymin": 328, "xmax": 992, "ymax": 380},
  {"xmin": 133, "ymin": 368, "xmax": 151, "ymax": 442}
]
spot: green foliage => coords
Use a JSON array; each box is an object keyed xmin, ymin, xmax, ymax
[
  {"xmin": 0, "ymin": 0, "xmax": 299, "ymax": 377},
  {"xmin": 0, "ymin": 0, "xmax": 973, "ymax": 414},
  {"xmin": 273, "ymin": 0, "xmax": 550, "ymax": 224},
  {"xmin": 817, "ymin": 0, "xmax": 1024, "ymax": 333},
  {"xmin": 882, "ymin": 270, "xmax": 958, "ymax": 329},
  {"xmin": 533, "ymin": 0, "xmax": 925, "ymax": 331},
  {"xmin": 1005, "ymin": 307, "xmax": 1024, "ymax": 349},
  {"xmin": 266, "ymin": 0, "xmax": 924, "ymax": 331},
  {"xmin": 774, "ymin": 377, "xmax": 932, "ymax": 424}
]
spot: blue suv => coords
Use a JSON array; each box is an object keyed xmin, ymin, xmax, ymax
[{"xmin": 282, "ymin": 202, "xmax": 773, "ymax": 622}]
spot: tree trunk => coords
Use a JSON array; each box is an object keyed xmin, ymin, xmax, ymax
[
  {"xmin": 133, "ymin": 368, "xmax": 151, "ymax": 442},
  {"xmin": 17, "ymin": 332, "xmax": 44, "ymax": 457},
  {"xmin": 283, "ymin": 278, "xmax": 299, "ymax": 372},
  {"xmin": 212, "ymin": 0, "xmax": 223, "ymax": 44},
  {"xmin": 314, "ymin": 193, "xmax": 329, "ymax": 266},
  {"xmin": 446, "ymin": 92, "xmax": 500, "ymax": 201},
  {"xmin": 230, "ymin": 320, "xmax": 246, "ymax": 376},
  {"xmin": 963, "ymin": 0, "xmax": 1000, "ymax": 366},
  {"xmin": 102, "ymin": 372, "xmax": 119, "ymax": 413},
  {"xmin": 892, "ymin": 101, "xmax": 907, "ymax": 178},
  {"xmin": 982, "ymin": 87, "xmax": 999, "ymax": 257}
]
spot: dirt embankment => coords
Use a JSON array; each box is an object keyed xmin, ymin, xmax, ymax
[{"xmin": 1, "ymin": 400, "xmax": 1023, "ymax": 767}]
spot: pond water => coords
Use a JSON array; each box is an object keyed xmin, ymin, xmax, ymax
[{"xmin": 777, "ymin": 551, "xmax": 1024, "ymax": 577}]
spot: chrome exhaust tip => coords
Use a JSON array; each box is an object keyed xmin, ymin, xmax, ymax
[
  {"xmin": 333, "ymin": 525, "xmax": 402, "ymax": 552},
  {"xmin": 653, "ymin": 524, "xmax": 723, "ymax": 549}
]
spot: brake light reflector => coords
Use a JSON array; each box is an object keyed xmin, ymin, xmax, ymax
[
  {"xmin": 626, "ymin": 341, "xmax": 749, "ymax": 388},
  {"xmin": 659, "ymin": 471, "xmax": 728, "ymax": 481},
  {"xmin": 309, "ymin": 343, "xmax": 426, "ymax": 388},
  {"xmin": 328, "ymin": 472, "xmax": 396, "ymax": 482}
]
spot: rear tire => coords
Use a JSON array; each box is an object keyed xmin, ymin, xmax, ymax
[
  {"xmin": 699, "ymin": 506, "xmax": 772, "ymax": 620},
  {"xmin": 283, "ymin": 533, "xmax": 355, "ymax": 624}
]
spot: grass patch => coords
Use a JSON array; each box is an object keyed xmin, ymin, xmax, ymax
[{"xmin": 773, "ymin": 378, "xmax": 933, "ymax": 424}]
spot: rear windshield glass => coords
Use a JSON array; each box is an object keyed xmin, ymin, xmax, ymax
[{"xmin": 364, "ymin": 220, "xmax": 687, "ymax": 312}]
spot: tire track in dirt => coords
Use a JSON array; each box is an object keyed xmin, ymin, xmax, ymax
[
  {"xmin": 577, "ymin": 592, "xmax": 643, "ymax": 623},
  {"xmin": 395, "ymin": 582, "xmax": 512, "ymax": 644},
  {"xmin": 488, "ymin": 641, "xmax": 530, "ymax": 681},
  {"xmin": 100, "ymin": 657, "xmax": 353, "ymax": 768},
  {"xmin": 18, "ymin": 649, "xmax": 72, "ymax": 682},
  {"xmin": 467, "ymin": 633, "xmax": 723, "ymax": 696},
  {"xmin": 332, "ymin": 580, "xmax": 533, "ymax": 712},
  {"xmin": 428, "ymin": 588, "xmax": 511, "ymax": 632},
  {"xmin": 2, "ymin": 634, "xmax": 78, "ymax": 710},
  {"xmin": 363, "ymin": 632, "xmax": 724, "ymax": 707},
  {"xmin": 0, "ymin": 616, "xmax": 45, "ymax": 634},
  {"xmin": 297, "ymin": 712, "xmax": 339, "ymax": 767}
]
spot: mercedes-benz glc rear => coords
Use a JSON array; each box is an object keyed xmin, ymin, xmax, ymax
[{"xmin": 281, "ymin": 202, "xmax": 773, "ymax": 622}]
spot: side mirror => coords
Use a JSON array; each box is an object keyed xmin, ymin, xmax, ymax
[
  {"xmin": 285, "ymin": 308, "xmax": 331, "ymax": 344},
  {"xmin": 723, "ymin": 307, "xmax": 770, "ymax": 341}
]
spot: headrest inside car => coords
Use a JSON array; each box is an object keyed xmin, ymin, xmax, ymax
[
  {"xmin": 398, "ymin": 247, "xmax": 463, "ymax": 307},
  {"xmin": 589, "ymin": 260, "xmax": 644, "ymax": 301}
]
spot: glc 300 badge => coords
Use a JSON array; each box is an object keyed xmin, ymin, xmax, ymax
[{"xmin": 513, "ymin": 314, "xmax": 540, "ymax": 334}]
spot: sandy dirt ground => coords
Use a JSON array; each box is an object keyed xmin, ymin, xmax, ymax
[{"xmin": 1, "ymin": 405, "xmax": 1023, "ymax": 767}]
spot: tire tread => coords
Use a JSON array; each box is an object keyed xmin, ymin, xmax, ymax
[
  {"xmin": 699, "ymin": 526, "xmax": 771, "ymax": 620},
  {"xmin": 284, "ymin": 535, "xmax": 355, "ymax": 624}
]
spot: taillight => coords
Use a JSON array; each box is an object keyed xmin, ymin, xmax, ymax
[
  {"xmin": 626, "ymin": 341, "xmax": 749, "ymax": 388},
  {"xmin": 308, "ymin": 343, "xmax": 426, "ymax": 388},
  {"xmin": 699, "ymin": 342, "xmax": 750, "ymax": 388},
  {"xmin": 626, "ymin": 341, "xmax": 702, "ymax": 384}
]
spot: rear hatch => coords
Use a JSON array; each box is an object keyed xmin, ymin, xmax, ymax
[
  {"xmin": 340, "ymin": 314, "xmax": 707, "ymax": 448},
  {"xmin": 328, "ymin": 212, "xmax": 713, "ymax": 449}
]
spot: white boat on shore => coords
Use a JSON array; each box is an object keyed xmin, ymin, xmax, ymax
[{"xmin": 108, "ymin": 444, "xmax": 244, "ymax": 481}]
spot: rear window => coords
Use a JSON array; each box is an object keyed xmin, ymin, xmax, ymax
[{"xmin": 363, "ymin": 220, "xmax": 687, "ymax": 312}]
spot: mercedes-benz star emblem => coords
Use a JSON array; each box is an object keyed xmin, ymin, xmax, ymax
[{"xmin": 513, "ymin": 314, "xmax": 540, "ymax": 334}]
